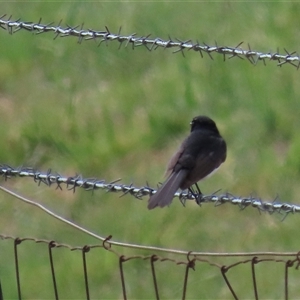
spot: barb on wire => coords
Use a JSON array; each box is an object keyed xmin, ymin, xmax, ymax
[
  {"xmin": 0, "ymin": 15, "xmax": 299, "ymax": 68},
  {"xmin": 0, "ymin": 164, "xmax": 300, "ymax": 219}
]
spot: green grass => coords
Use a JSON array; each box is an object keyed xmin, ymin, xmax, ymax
[{"xmin": 1, "ymin": 2, "xmax": 300, "ymax": 299}]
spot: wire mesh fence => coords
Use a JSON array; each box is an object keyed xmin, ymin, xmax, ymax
[
  {"xmin": 0, "ymin": 165, "xmax": 300, "ymax": 299},
  {"xmin": 1, "ymin": 233, "xmax": 300, "ymax": 300}
]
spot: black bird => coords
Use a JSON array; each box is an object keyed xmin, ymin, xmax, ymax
[{"xmin": 148, "ymin": 116, "xmax": 226, "ymax": 209}]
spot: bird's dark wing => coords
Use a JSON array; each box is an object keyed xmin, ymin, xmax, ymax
[
  {"xmin": 148, "ymin": 169, "xmax": 188, "ymax": 209},
  {"xmin": 165, "ymin": 138, "xmax": 187, "ymax": 177},
  {"xmin": 180, "ymin": 136, "xmax": 226, "ymax": 189}
]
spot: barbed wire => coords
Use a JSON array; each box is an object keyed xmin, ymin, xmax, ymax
[
  {"xmin": 0, "ymin": 164, "xmax": 299, "ymax": 219},
  {"xmin": 1, "ymin": 233, "xmax": 300, "ymax": 300},
  {"xmin": 0, "ymin": 14, "xmax": 299, "ymax": 68}
]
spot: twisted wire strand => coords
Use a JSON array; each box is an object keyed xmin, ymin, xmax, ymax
[
  {"xmin": 0, "ymin": 15, "xmax": 299, "ymax": 68},
  {"xmin": 0, "ymin": 164, "xmax": 299, "ymax": 219}
]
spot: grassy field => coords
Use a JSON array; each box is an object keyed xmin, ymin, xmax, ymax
[{"xmin": 1, "ymin": 2, "xmax": 300, "ymax": 299}]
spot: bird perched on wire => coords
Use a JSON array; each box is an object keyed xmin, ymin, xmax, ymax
[{"xmin": 148, "ymin": 115, "xmax": 226, "ymax": 209}]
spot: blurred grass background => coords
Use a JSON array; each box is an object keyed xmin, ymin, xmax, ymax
[{"xmin": 0, "ymin": 1, "xmax": 300, "ymax": 299}]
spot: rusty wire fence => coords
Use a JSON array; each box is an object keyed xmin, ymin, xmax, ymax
[
  {"xmin": 0, "ymin": 233, "xmax": 300, "ymax": 300},
  {"xmin": 0, "ymin": 165, "xmax": 300, "ymax": 299}
]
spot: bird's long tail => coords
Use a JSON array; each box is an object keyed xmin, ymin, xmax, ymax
[{"xmin": 148, "ymin": 169, "xmax": 188, "ymax": 209}]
